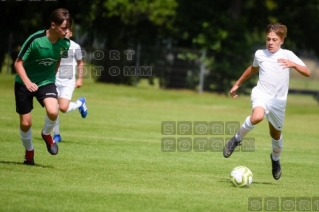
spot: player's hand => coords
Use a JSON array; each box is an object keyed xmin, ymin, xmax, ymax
[
  {"xmin": 230, "ymin": 84, "xmax": 239, "ymax": 98},
  {"xmin": 25, "ymin": 82, "xmax": 38, "ymax": 92},
  {"xmin": 75, "ymin": 79, "xmax": 82, "ymax": 88},
  {"xmin": 278, "ymin": 58, "xmax": 295, "ymax": 69}
]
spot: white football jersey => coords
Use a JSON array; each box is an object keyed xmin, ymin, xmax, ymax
[
  {"xmin": 56, "ymin": 40, "xmax": 83, "ymax": 84},
  {"xmin": 252, "ymin": 48, "xmax": 305, "ymax": 99}
]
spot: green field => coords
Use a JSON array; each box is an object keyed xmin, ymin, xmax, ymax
[{"xmin": 0, "ymin": 73, "xmax": 319, "ymax": 212}]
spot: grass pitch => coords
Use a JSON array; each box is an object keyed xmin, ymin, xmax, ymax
[{"xmin": 0, "ymin": 73, "xmax": 318, "ymax": 212}]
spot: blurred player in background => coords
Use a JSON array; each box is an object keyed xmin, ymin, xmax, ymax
[
  {"xmin": 53, "ymin": 27, "xmax": 88, "ymax": 143},
  {"xmin": 223, "ymin": 23, "xmax": 310, "ymax": 180},
  {"xmin": 14, "ymin": 8, "xmax": 72, "ymax": 165}
]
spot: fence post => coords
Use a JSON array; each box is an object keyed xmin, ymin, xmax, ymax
[
  {"xmin": 7, "ymin": 33, "xmax": 12, "ymax": 74},
  {"xmin": 135, "ymin": 43, "xmax": 141, "ymax": 87},
  {"xmin": 199, "ymin": 49, "xmax": 206, "ymax": 94}
]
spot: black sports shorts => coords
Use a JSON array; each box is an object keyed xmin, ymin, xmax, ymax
[{"xmin": 14, "ymin": 82, "xmax": 58, "ymax": 115}]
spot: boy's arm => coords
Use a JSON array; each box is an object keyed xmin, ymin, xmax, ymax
[
  {"xmin": 75, "ymin": 59, "xmax": 84, "ymax": 88},
  {"xmin": 230, "ymin": 65, "xmax": 259, "ymax": 98},
  {"xmin": 14, "ymin": 58, "xmax": 38, "ymax": 92},
  {"xmin": 277, "ymin": 59, "xmax": 310, "ymax": 77},
  {"xmin": 234, "ymin": 65, "xmax": 259, "ymax": 87}
]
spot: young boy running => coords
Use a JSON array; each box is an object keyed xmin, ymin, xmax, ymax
[
  {"xmin": 14, "ymin": 8, "xmax": 72, "ymax": 165},
  {"xmin": 53, "ymin": 27, "xmax": 88, "ymax": 143},
  {"xmin": 223, "ymin": 23, "xmax": 310, "ymax": 180}
]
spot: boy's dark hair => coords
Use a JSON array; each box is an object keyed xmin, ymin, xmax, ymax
[{"xmin": 50, "ymin": 8, "xmax": 72, "ymax": 28}]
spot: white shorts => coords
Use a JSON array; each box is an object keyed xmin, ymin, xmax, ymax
[
  {"xmin": 251, "ymin": 87, "xmax": 286, "ymax": 131},
  {"xmin": 56, "ymin": 82, "xmax": 75, "ymax": 100}
]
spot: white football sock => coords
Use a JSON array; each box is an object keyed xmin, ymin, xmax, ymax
[
  {"xmin": 66, "ymin": 100, "xmax": 82, "ymax": 113},
  {"xmin": 20, "ymin": 128, "xmax": 34, "ymax": 151},
  {"xmin": 53, "ymin": 116, "xmax": 60, "ymax": 135},
  {"xmin": 272, "ymin": 135, "xmax": 283, "ymax": 161},
  {"xmin": 42, "ymin": 115, "xmax": 57, "ymax": 135},
  {"xmin": 235, "ymin": 116, "xmax": 255, "ymax": 141}
]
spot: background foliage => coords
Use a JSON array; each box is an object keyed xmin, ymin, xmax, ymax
[{"xmin": 1, "ymin": 0, "xmax": 319, "ymax": 93}]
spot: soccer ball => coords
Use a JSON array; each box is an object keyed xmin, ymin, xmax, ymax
[{"xmin": 230, "ymin": 166, "xmax": 253, "ymax": 188}]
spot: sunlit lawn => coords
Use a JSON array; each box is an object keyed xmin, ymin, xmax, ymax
[{"xmin": 0, "ymin": 73, "xmax": 319, "ymax": 212}]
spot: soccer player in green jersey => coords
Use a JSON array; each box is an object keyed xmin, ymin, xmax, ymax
[{"xmin": 14, "ymin": 8, "xmax": 72, "ymax": 165}]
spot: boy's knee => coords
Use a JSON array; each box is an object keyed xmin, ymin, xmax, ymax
[
  {"xmin": 59, "ymin": 106, "xmax": 68, "ymax": 113},
  {"xmin": 270, "ymin": 132, "xmax": 281, "ymax": 140},
  {"xmin": 20, "ymin": 120, "xmax": 32, "ymax": 131},
  {"xmin": 47, "ymin": 111, "xmax": 59, "ymax": 120},
  {"xmin": 251, "ymin": 114, "xmax": 264, "ymax": 124}
]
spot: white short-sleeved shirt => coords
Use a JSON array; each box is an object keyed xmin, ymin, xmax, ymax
[
  {"xmin": 56, "ymin": 40, "xmax": 83, "ymax": 85},
  {"xmin": 252, "ymin": 48, "xmax": 305, "ymax": 100}
]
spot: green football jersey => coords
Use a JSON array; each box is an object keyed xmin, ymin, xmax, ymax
[{"xmin": 15, "ymin": 30, "xmax": 70, "ymax": 87}]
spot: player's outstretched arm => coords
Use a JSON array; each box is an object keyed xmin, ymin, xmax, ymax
[{"xmin": 230, "ymin": 65, "xmax": 259, "ymax": 98}]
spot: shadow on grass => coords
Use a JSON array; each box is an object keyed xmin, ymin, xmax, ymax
[
  {"xmin": 252, "ymin": 181, "xmax": 277, "ymax": 185},
  {"xmin": 0, "ymin": 160, "xmax": 54, "ymax": 168},
  {"xmin": 218, "ymin": 178, "xmax": 277, "ymax": 187}
]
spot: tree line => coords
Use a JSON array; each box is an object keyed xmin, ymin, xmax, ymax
[{"xmin": 1, "ymin": 0, "xmax": 318, "ymax": 93}]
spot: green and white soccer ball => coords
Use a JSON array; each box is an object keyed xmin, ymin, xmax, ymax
[{"xmin": 230, "ymin": 166, "xmax": 253, "ymax": 188}]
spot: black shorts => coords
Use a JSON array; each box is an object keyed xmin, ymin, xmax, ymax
[{"xmin": 14, "ymin": 82, "xmax": 58, "ymax": 115}]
